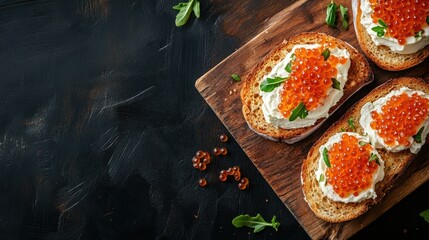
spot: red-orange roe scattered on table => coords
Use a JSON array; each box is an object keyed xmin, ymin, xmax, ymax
[
  {"xmin": 369, "ymin": 0, "xmax": 429, "ymax": 45},
  {"xmin": 278, "ymin": 39, "xmax": 347, "ymax": 118},
  {"xmin": 325, "ymin": 134, "xmax": 379, "ymax": 198},
  {"xmin": 370, "ymin": 92, "xmax": 429, "ymax": 146}
]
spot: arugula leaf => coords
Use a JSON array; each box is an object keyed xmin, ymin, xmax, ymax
[
  {"xmin": 285, "ymin": 62, "xmax": 292, "ymax": 73},
  {"xmin": 420, "ymin": 209, "xmax": 429, "ymax": 223},
  {"xmin": 415, "ymin": 30, "xmax": 423, "ymax": 38},
  {"xmin": 319, "ymin": 174, "xmax": 325, "ymax": 182},
  {"xmin": 260, "ymin": 77, "xmax": 287, "ymax": 92},
  {"xmin": 331, "ymin": 78, "xmax": 340, "ymax": 90},
  {"xmin": 322, "ymin": 48, "xmax": 330, "ymax": 61},
  {"xmin": 173, "ymin": 0, "xmax": 200, "ymax": 27},
  {"xmin": 339, "ymin": 4, "xmax": 348, "ymax": 30},
  {"xmin": 369, "ymin": 153, "xmax": 380, "ymax": 165},
  {"xmin": 378, "ymin": 19, "xmax": 388, "ymax": 28},
  {"xmin": 231, "ymin": 74, "xmax": 241, "ymax": 82},
  {"xmin": 413, "ymin": 127, "xmax": 424, "ymax": 143},
  {"xmin": 232, "ymin": 214, "xmax": 280, "ymax": 233},
  {"xmin": 289, "ymin": 102, "xmax": 308, "ymax": 121},
  {"xmin": 326, "ymin": 0, "xmax": 337, "ymax": 27},
  {"xmin": 372, "ymin": 19, "xmax": 387, "ymax": 37},
  {"xmin": 323, "ymin": 147, "xmax": 331, "ymax": 168},
  {"xmin": 348, "ymin": 117, "xmax": 356, "ymax": 131}
]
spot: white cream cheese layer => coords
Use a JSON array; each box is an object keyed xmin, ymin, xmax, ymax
[
  {"xmin": 360, "ymin": 87, "xmax": 429, "ymax": 154},
  {"xmin": 360, "ymin": 0, "xmax": 429, "ymax": 54},
  {"xmin": 315, "ymin": 132, "xmax": 385, "ymax": 203},
  {"xmin": 260, "ymin": 44, "xmax": 351, "ymax": 129}
]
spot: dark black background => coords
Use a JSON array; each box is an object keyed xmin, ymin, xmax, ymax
[{"xmin": 0, "ymin": 0, "xmax": 428, "ymax": 239}]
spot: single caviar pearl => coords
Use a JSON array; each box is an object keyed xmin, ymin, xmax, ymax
[
  {"xmin": 192, "ymin": 156, "xmax": 199, "ymax": 164},
  {"xmin": 219, "ymin": 174, "xmax": 227, "ymax": 182},
  {"xmin": 199, "ymin": 178, "xmax": 207, "ymax": 187},
  {"xmin": 220, "ymin": 134, "xmax": 229, "ymax": 142},
  {"xmin": 234, "ymin": 171, "xmax": 241, "ymax": 181},
  {"xmin": 232, "ymin": 166, "xmax": 240, "ymax": 172},
  {"xmin": 226, "ymin": 168, "xmax": 232, "ymax": 175},
  {"xmin": 213, "ymin": 147, "xmax": 221, "ymax": 156},
  {"xmin": 202, "ymin": 157, "xmax": 211, "ymax": 164},
  {"xmin": 241, "ymin": 177, "xmax": 249, "ymax": 185},
  {"xmin": 204, "ymin": 152, "xmax": 211, "ymax": 159},
  {"xmin": 196, "ymin": 151, "xmax": 205, "ymax": 159},
  {"xmin": 220, "ymin": 147, "xmax": 228, "ymax": 156},
  {"xmin": 238, "ymin": 182, "xmax": 247, "ymax": 190},
  {"xmin": 198, "ymin": 162, "xmax": 207, "ymax": 171},
  {"xmin": 192, "ymin": 163, "xmax": 199, "ymax": 169}
]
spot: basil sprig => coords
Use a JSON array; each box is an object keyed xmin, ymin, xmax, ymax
[
  {"xmin": 289, "ymin": 102, "xmax": 308, "ymax": 121},
  {"xmin": 173, "ymin": 0, "xmax": 200, "ymax": 27},
  {"xmin": 372, "ymin": 19, "xmax": 387, "ymax": 37},
  {"xmin": 260, "ymin": 77, "xmax": 287, "ymax": 92},
  {"xmin": 232, "ymin": 214, "xmax": 280, "ymax": 233},
  {"xmin": 413, "ymin": 127, "xmax": 424, "ymax": 143},
  {"xmin": 339, "ymin": 4, "xmax": 348, "ymax": 30},
  {"xmin": 322, "ymin": 147, "xmax": 331, "ymax": 168},
  {"xmin": 326, "ymin": 1, "xmax": 337, "ymax": 27}
]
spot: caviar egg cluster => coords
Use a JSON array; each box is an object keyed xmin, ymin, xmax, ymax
[
  {"xmin": 219, "ymin": 166, "xmax": 249, "ymax": 190},
  {"xmin": 278, "ymin": 41, "xmax": 348, "ymax": 118},
  {"xmin": 192, "ymin": 151, "xmax": 211, "ymax": 171},
  {"xmin": 326, "ymin": 134, "xmax": 379, "ymax": 198},
  {"xmin": 369, "ymin": 0, "xmax": 429, "ymax": 44},
  {"xmin": 370, "ymin": 92, "xmax": 429, "ymax": 146}
]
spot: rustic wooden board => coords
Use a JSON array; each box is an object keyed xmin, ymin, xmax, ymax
[{"xmin": 195, "ymin": 0, "xmax": 429, "ymax": 239}]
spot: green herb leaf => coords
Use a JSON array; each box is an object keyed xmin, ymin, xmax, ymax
[
  {"xmin": 326, "ymin": 1, "xmax": 337, "ymax": 27},
  {"xmin": 319, "ymin": 174, "xmax": 325, "ymax": 182},
  {"xmin": 378, "ymin": 19, "xmax": 388, "ymax": 28},
  {"xmin": 340, "ymin": 127, "xmax": 345, "ymax": 132},
  {"xmin": 232, "ymin": 214, "xmax": 280, "ymax": 233},
  {"xmin": 260, "ymin": 77, "xmax": 287, "ymax": 92},
  {"xmin": 231, "ymin": 74, "xmax": 241, "ymax": 82},
  {"xmin": 420, "ymin": 209, "xmax": 429, "ymax": 223},
  {"xmin": 427, "ymin": 16, "xmax": 429, "ymax": 25},
  {"xmin": 285, "ymin": 62, "xmax": 292, "ymax": 73},
  {"xmin": 359, "ymin": 141, "xmax": 368, "ymax": 146},
  {"xmin": 348, "ymin": 117, "xmax": 356, "ymax": 132},
  {"xmin": 415, "ymin": 30, "xmax": 423, "ymax": 38},
  {"xmin": 322, "ymin": 147, "xmax": 331, "ymax": 168},
  {"xmin": 173, "ymin": 0, "xmax": 200, "ymax": 27},
  {"xmin": 413, "ymin": 127, "xmax": 424, "ymax": 143},
  {"xmin": 289, "ymin": 102, "xmax": 308, "ymax": 121},
  {"xmin": 322, "ymin": 48, "xmax": 330, "ymax": 61},
  {"xmin": 371, "ymin": 26, "xmax": 385, "ymax": 37},
  {"xmin": 339, "ymin": 4, "xmax": 348, "ymax": 30},
  {"xmin": 291, "ymin": 53, "xmax": 296, "ymax": 60},
  {"xmin": 369, "ymin": 153, "xmax": 380, "ymax": 165},
  {"xmin": 331, "ymin": 78, "xmax": 340, "ymax": 90}
]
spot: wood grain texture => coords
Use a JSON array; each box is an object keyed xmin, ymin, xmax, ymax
[{"xmin": 195, "ymin": 0, "xmax": 429, "ymax": 239}]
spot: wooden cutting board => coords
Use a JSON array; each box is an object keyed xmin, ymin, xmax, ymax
[{"xmin": 195, "ymin": 0, "xmax": 429, "ymax": 239}]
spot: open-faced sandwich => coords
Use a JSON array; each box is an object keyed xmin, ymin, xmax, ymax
[
  {"xmin": 240, "ymin": 32, "xmax": 372, "ymax": 144},
  {"xmin": 301, "ymin": 77, "xmax": 429, "ymax": 222},
  {"xmin": 352, "ymin": 0, "xmax": 429, "ymax": 70}
]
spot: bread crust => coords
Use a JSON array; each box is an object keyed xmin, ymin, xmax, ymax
[
  {"xmin": 240, "ymin": 32, "xmax": 373, "ymax": 143},
  {"xmin": 301, "ymin": 77, "xmax": 429, "ymax": 223},
  {"xmin": 352, "ymin": 0, "xmax": 429, "ymax": 71}
]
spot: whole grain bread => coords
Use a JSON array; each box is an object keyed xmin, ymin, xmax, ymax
[
  {"xmin": 240, "ymin": 32, "xmax": 373, "ymax": 144},
  {"xmin": 301, "ymin": 77, "xmax": 429, "ymax": 223},
  {"xmin": 352, "ymin": 0, "xmax": 429, "ymax": 71}
]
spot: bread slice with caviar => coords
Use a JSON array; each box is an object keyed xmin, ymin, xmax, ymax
[
  {"xmin": 241, "ymin": 32, "xmax": 372, "ymax": 144},
  {"xmin": 301, "ymin": 77, "xmax": 429, "ymax": 222},
  {"xmin": 352, "ymin": 0, "xmax": 429, "ymax": 71}
]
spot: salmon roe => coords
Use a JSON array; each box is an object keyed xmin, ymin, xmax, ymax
[
  {"xmin": 370, "ymin": 92, "xmax": 429, "ymax": 146},
  {"xmin": 325, "ymin": 134, "xmax": 379, "ymax": 198},
  {"xmin": 278, "ymin": 40, "xmax": 348, "ymax": 118},
  {"xmin": 369, "ymin": 0, "xmax": 429, "ymax": 44}
]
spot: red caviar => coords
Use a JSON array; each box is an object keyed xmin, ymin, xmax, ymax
[
  {"xmin": 278, "ymin": 39, "xmax": 347, "ymax": 118},
  {"xmin": 369, "ymin": 0, "xmax": 429, "ymax": 45},
  {"xmin": 370, "ymin": 92, "xmax": 429, "ymax": 146},
  {"xmin": 325, "ymin": 134, "xmax": 379, "ymax": 198}
]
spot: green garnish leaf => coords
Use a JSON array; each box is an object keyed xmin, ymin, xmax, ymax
[
  {"xmin": 285, "ymin": 62, "xmax": 292, "ymax": 73},
  {"xmin": 289, "ymin": 102, "xmax": 308, "ymax": 121},
  {"xmin": 323, "ymin": 147, "xmax": 331, "ymax": 168},
  {"xmin": 232, "ymin": 214, "xmax": 280, "ymax": 233},
  {"xmin": 231, "ymin": 74, "xmax": 241, "ymax": 82},
  {"xmin": 326, "ymin": 1, "xmax": 337, "ymax": 27},
  {"xmin": 359, "ymin": 141, "xmax": 368, "ymax": 146},
  {"xmin": 348, "ymin": 117, "xmax": 356, "ymax": 132},
  {"xmin": 331, "ymin": 78, "xmax": 340, "ymax": 90},
  {"xmin": 340, "ymin": 127, "xmax": 345, "ymax": 132},
  {"xmin": 322, "ymin": 48, "xmax": 330, "ymax": 61},
  {"xmin": 372, "ymin": 26, "xmax": 385, "ymax": 37},
  {"xmin": 291, "ymin": 53, "xmax": 296, "ymax": 60},
  {"xmin": 413, "ymin": 127, "xmax": 424, "ymax": 143},
  {"xmin": 378, "ymin": 19, "xmax": 388, "ymax": 28},
  {"xmin": 339, "ymin": 4, "xmax": 348, "ymax": 30},
  {"xmin": 319, "ymin": 174, "xmax": 325, "ymax": 182},
  {"xmin": 420, "ymin": 209, "xmax": 429, "ymax": 223},
  {"xmin": 173, "ymin": 0, "xmax": 200, "ymax": 27},
  {"xmin": 369, "ymin": 153, "xmax": 380, "ymax": 165},
  {"xmin": 260, "ymin": 77, "xmax": 287, "ymax": 92},
  {"xmin": 415, "ymin": 30, "xmax": 423, "ymax": 38}
]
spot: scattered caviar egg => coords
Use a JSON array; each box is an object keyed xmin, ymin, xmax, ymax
[
  {"xmin": 192, "ymin": 157, "xmax": 199, "ymax": 164},
  {"xmin": 213, "ymin": 147, "xmax": 221, "ymax": 156},
  {"xmin": 370, "ymin": 92, "xmax": 429, "ymax": 147},
  {"xmin": 198, "ymin": 162, "xmax": 207, "ymax": 171},
  {"xmin": 196, "ymin": 150, "xmax": 206, "ymax": 158},
  {"xmin": 278, "ymin": 39, "xmax": 348, "ymax": 118},
  {"xmin": 192, "ymin": 163, "xmax": 199, "ymax": 169},
  {"xmin": 220, "ymin": 134, "xmax": 229, "ymax": 142},
  {"xmin": 238, "ymin": 177, "xmax": 249, "ymax": 190},
  {"xmin": 220, "ymin": 147, "xmax": 228, "ymax": 156},
  {"xmin": 202, "ymin": 157, "xmax": 211, "ymax": 164},
  {"xmin": 219, "ymin": 173, "xmax": 227, "ymax": 182},
  {"xmin": 233, "ymin": 171, "xmax": 241, "ymax": 181},
  {"xmin": 369, "ymin": 0, "xmax": 429, "ymax": 45},
  {"xmin": 199, "ymin": 178, "xmax": 207, "ymax": 187},
  {"xmin": 241, "ymin": 177, "xmax": 249, "ymax": 185},
  {"xmin": 325, "ymin": 134, "xmax": 379, "ymax": 198}
]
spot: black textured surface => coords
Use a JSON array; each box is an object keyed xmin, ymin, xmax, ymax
[{"xmin": 0, "ymin": 0, "xmax": 428, "ymax": 239}]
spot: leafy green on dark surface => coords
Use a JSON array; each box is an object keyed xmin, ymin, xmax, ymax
[
  {"xmin": 260, "ymin": 77, "xmax": 287, "ymax": 92},
  {"xmin": 331, "ymin": 78, "xmax": 340, "ymax": 90},
  {"xmin": 173, "ymin": 0, "xmax": 200, "ymax": 27},
  {"xmin": 231, "ymin": 74, "xmax": 241, "ymax": 82},
  {"xmin": 413, "ymin": 127, "xmax": 424, "ymax": 143},
  {"xmin": 339, "ymin": 4, "xmax": 348, "ymax": 30},
  {"xmin": 232, "ymin": 214, "xmax": 280, "ymax": 233},
  {"xmin": 326, "ymin": 1, "xmax": 337, "ymax": 27},
  {"xmin": 289, "ymin": 102, "xmax": 308, "ymax": 121},
  {"xmin": 323, "ymin": 147, "xmax": 331, "ymax": 168},
  {"xmin": 322, "ymin": 48, "xmax": 330, "ymax": 61},
  {"xmin": 420, "ymin": 209, "xmax": 429, "ymax": 223}
]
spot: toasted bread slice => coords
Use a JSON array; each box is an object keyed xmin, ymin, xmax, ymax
[
  {"xmin": 240, "ymin": 32, "xmax": 373, "ymax": 144},
  {"xmin": 301, "ymin": 77, "xmax": 429, "ymax": 223},
  {"xmin": 352, "ymin": 0, "xmax": 429, "ymax": 71}
]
